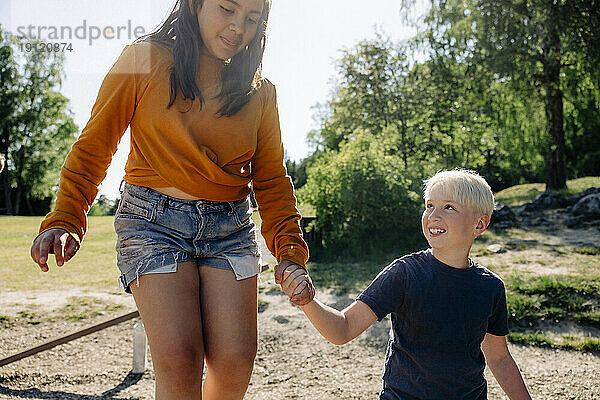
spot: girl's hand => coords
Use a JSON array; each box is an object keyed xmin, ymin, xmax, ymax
[
  {"xmin": 276, "ymin": 260, "xmax": 315, "ymax": 306},
  {"xmin": 281, "ymin": 267, "xmax": 309, "ymax": 298},
  {"xmin": 30, "ymin": 229, "xmax": 80, "ymax": 272}
]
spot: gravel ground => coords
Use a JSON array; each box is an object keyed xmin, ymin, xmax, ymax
[{"xmin": 1, "ymin": 287, "xmax": 599, "ymax": 400}]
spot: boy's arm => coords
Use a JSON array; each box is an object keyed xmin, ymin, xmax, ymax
[
  {"xmin": 301, "ymin": 299, "xmax": 378, "ymax": 345},
  {"xmin": 280, "ymin": 267, "xmax": 378, "ymax": 345},
  {"xmin": 481, "ymin": 333, "xmax": 532, "ymax": 400}
]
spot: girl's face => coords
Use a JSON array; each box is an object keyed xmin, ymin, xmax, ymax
[{"xmin": 195, "ymin": 0, "xmax": 264, "ymax": 61}]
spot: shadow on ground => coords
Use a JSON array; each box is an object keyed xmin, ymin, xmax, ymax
[{"xmin": 0, "ymin": 371, "xmax": 143, "ymax": 400}]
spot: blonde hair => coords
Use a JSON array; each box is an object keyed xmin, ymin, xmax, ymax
[{"xmin": 423, "ymin": 169, "xmax": 494, "ymax": 217}]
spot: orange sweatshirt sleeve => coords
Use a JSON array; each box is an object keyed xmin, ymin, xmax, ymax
[
  {"xmin": 251, "ymin": 82, "xmax": 309, "ymax": 267},
  {"xmin": 38, "ymin": 45, "xmax": 139, "ymax": 242}
]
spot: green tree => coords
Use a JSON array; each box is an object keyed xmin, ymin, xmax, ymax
[
  {"xmin": 404, "ymin": 56, "xmax": 497, "ymax": 171},
  {"xmin": 299, "ymin": 132, "xmax": 422, "ymax": 253},
  {"xmin": 484, "ymin": 77, "xmax": 547, "ymax": 188},
  {"xmin": 562, "ymin": 63, "xmax": 600, "ymax": 178},
  {"xmin": 0, "ymin": 28, "xmax": 19, "ymax": 213},
  {"xmin": 308, "ymin": 36, "xmax": 411, "ymax": 155},
  {"xmin": 404, "ymin": 0, "xmax": 600, "ymax": 190},
  {"xmin": 0, "ymin": 27, "xmax": 77, "ymax": 215},
  {"xmin": 88, "ymin": 195, "xmax": 120, "ymax": 216},
  {"xmin": 308, "ymin": 36, "xmax": 501, "ymax": 179},
  {"xmin": 284, "ymin": 153, "xmax": 309, "ymax": 190}
]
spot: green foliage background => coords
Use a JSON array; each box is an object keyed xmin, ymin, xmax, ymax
[
  {"xmin": 0, "ymin": 26, "xmax": 78, "ymax": 216},
  {"xmin": 299, "ymin": 133, "xmax": 422, "ymax": 253},
  {"xmin": 292, "ymin": 1, "xmax": 600, "ymax": 253}
]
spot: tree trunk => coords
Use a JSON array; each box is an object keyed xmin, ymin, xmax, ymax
[
  {"xmin": 25, "ymin": 194, "xmax": 33, "ymax": 216},
  {"xmin": 0, "ymin": 121, "xmax": 12, "ymax": 214},
  {"xmin": 400, "ymin": 120, "xmax": 408, "ymax": 169},
  {"xmin": 1, "ymin": 167, "xmax": 13, "ymax": 215},
  {"xmin": 14, "ymin": 145, "xmax": 25, "ymax": 215},
  {"xmin": 543, "ymin": 8, "xmax": 567, "ymax": 191}
]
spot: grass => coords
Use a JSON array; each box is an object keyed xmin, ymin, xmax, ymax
[
  {"xmin": 306, "ymin": 246, "xmax": 419, "ymax": 296},
  {"xmin": 474, "ymin": 228, "xmax": 600, "ymax": 277},
  {"xmin": 0, "ymin": 213, "xmax": 269, "ymax": 292},
  {"xmin": 508, "ymin": 331, "xmax": 600, "ymax": 352},
  {"xmin": 495, "ymin": 176, "xmax": 600, "ymax": 206},
  {"xmin": 305, "ymin": 239, "xmax": 599, "ymax": 350},
  {"xmin": 16, "ymin": 310, "xmax": 42, "ymax": 325},
  {"xmin": 60, "ymin": 296, "xmax": 125, "ymax": 321},
  {"xmin": 573, "ymin": 246, "xmax": 599, "ymax": 256},
  {"xmin": 257, "ymin": 297, "xmax": 269, "ymax": 313},
  {"xmin": 505, "ymin": 275, "xmax": 600, "ymax": 328},
  {"xmin": 2, "ymin": 296, "xmax": 128, "ymax": 327},
  {"xmin": 469, "ymin": 212, "xmax": 600, "ymax": 350},
  {"xmin": 0, "ymin": 216, "xmax": 120, "ymax": 292},
  {"xmin": 308, "ymin": 260, "xmax": 384, "ymax": 296}
]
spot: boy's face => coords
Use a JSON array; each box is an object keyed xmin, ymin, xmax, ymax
[{"xmin": 422, "ymin": 184, "xmax": 488, "ymax": 266}]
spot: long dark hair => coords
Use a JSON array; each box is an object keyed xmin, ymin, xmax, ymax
[{"xmin": 137, "ymin": 0, "xmax": 271, "ymax": 116}]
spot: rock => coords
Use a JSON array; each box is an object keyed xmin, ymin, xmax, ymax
[
  {"xmin": 568, "ymin": 187, "xmax": 600, "ymax": 205},
  {"xmin": 490, "ymin": 203, "xmax": 517, "ymax": 229},
  {"xmin": 565, "ymin": 215, "xmax": 587, "ymax": 228},
  {"xmin": 493, "ymin": 221, "xmax": 516, "ymax": 229},
  {"xmin": 487, "ymin": 244, "xmax": 505, "ymax": 253},
  {"xmin": 531, "ymin": 191, "xmax": 568, "ymax": 210},
  {"xmin": 569, "ymin": 193, "xmax": 600, "ymax": 218},
  {"xmin": 520, "ymin": 216, "xmax": 553, "ymax": 227},
  {"xmin": 514, "ymin": 202, "xmax": 536, "ymax": 216}
]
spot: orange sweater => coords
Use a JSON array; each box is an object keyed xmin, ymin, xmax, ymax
[{"xmin": 39, "ymin": 42, "xmax": 308, "ymax": 267}]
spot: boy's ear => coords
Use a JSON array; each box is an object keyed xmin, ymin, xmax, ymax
[{"xmin": 474, "ymin": 215, "xmax": 490, "ymax": 236}]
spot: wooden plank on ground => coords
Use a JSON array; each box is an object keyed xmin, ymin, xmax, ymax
[{"xmin": 0, "ymin": 310, "xmax": 139, "ymax": 367}]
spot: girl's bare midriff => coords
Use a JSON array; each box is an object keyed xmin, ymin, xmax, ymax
[{"xmin": 154, "ymin": 187, "xmax": 203, "ymax": 201}]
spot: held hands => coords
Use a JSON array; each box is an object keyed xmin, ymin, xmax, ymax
[
  {"xmin": 30, "ymin": 229, "xmax": 80, "ymax": 272},
  {"xmin": 275, "ymin": 260, "xmax": 315, "ymax": 306}
]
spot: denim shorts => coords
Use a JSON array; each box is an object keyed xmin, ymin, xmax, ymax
[{"xmin": 114, "ymin": 182, "xmax": 263, "ymax": 293}]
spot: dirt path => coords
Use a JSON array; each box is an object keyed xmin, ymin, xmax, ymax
[{"xmin": 1, "ymin": 286, "xmax": 598, "ymax": 400}]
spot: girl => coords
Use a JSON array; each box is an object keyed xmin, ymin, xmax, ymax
[{"xmin": 30, "ymin": 0, "xmax": 312, "ymax": 398}]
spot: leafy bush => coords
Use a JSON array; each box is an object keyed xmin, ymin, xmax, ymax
[{"xmin": 298, "ymin": 132, "xmax": 422, "ymax": 255}]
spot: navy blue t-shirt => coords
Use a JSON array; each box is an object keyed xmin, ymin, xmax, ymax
[{"xmin": 357, "ymin": 249, "xmax": 509, "ymax": 400}]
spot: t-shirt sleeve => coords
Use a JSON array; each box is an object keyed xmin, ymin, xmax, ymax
[
  {"xmin": 357, "ymin": 259, "xmax": 406, "ymax": 321},
  {"xmin": 487, "ymin": 280, "xmax": 509, "ymax": 336}
]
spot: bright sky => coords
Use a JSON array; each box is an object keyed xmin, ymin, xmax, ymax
[{"xmin": 1, "ymin": 0, "xmax": 427, "ymax": 199}]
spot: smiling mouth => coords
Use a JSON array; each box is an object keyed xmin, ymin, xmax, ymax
[
  {"xmin": 428, "ymin": 228, "xmax": 446, "ymax": 236},
  {"xmin": 221, "ymin": 36, "xmax": 240, "ymax": 49}
]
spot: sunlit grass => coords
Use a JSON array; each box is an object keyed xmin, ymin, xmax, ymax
[
  {"xmin": 508, "ymin": 331, "xmax": 600, "ymax": 352},
  {"xmin": 0, "ymin": 216, "xmax": 120, "ymax": 292},
  {"xmin": 0, "ymin": 214, "xmax": 273, "ymax": 293},
  {"xmin": 505, "ymin": 275, "xmax": 600, "ymax": 327},
  {"xmin": 495, "ymin": 176, "xmax": 600, "ymax": 206}
]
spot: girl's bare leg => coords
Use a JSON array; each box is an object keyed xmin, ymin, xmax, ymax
[
  {"xmin": 130, "ymin": 261, "xmax": 204, "ymax": 400},
  {"xmin": 199, "ymin": 266, "xmax": 258, "ymax": 400}
]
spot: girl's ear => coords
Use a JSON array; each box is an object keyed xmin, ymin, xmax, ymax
[{"xmin": 474, "ymin": 215, "xmax": 490, "ymax": 236}]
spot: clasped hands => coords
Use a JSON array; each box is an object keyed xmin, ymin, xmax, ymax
[{"xmin": 274, "ymin": 260, "xmax": 315, "ymax": 306}]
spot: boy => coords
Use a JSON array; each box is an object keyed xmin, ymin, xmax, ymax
[{"xmin": 280, "ymin": 169, "xmax": 532, "ymax": 399}]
